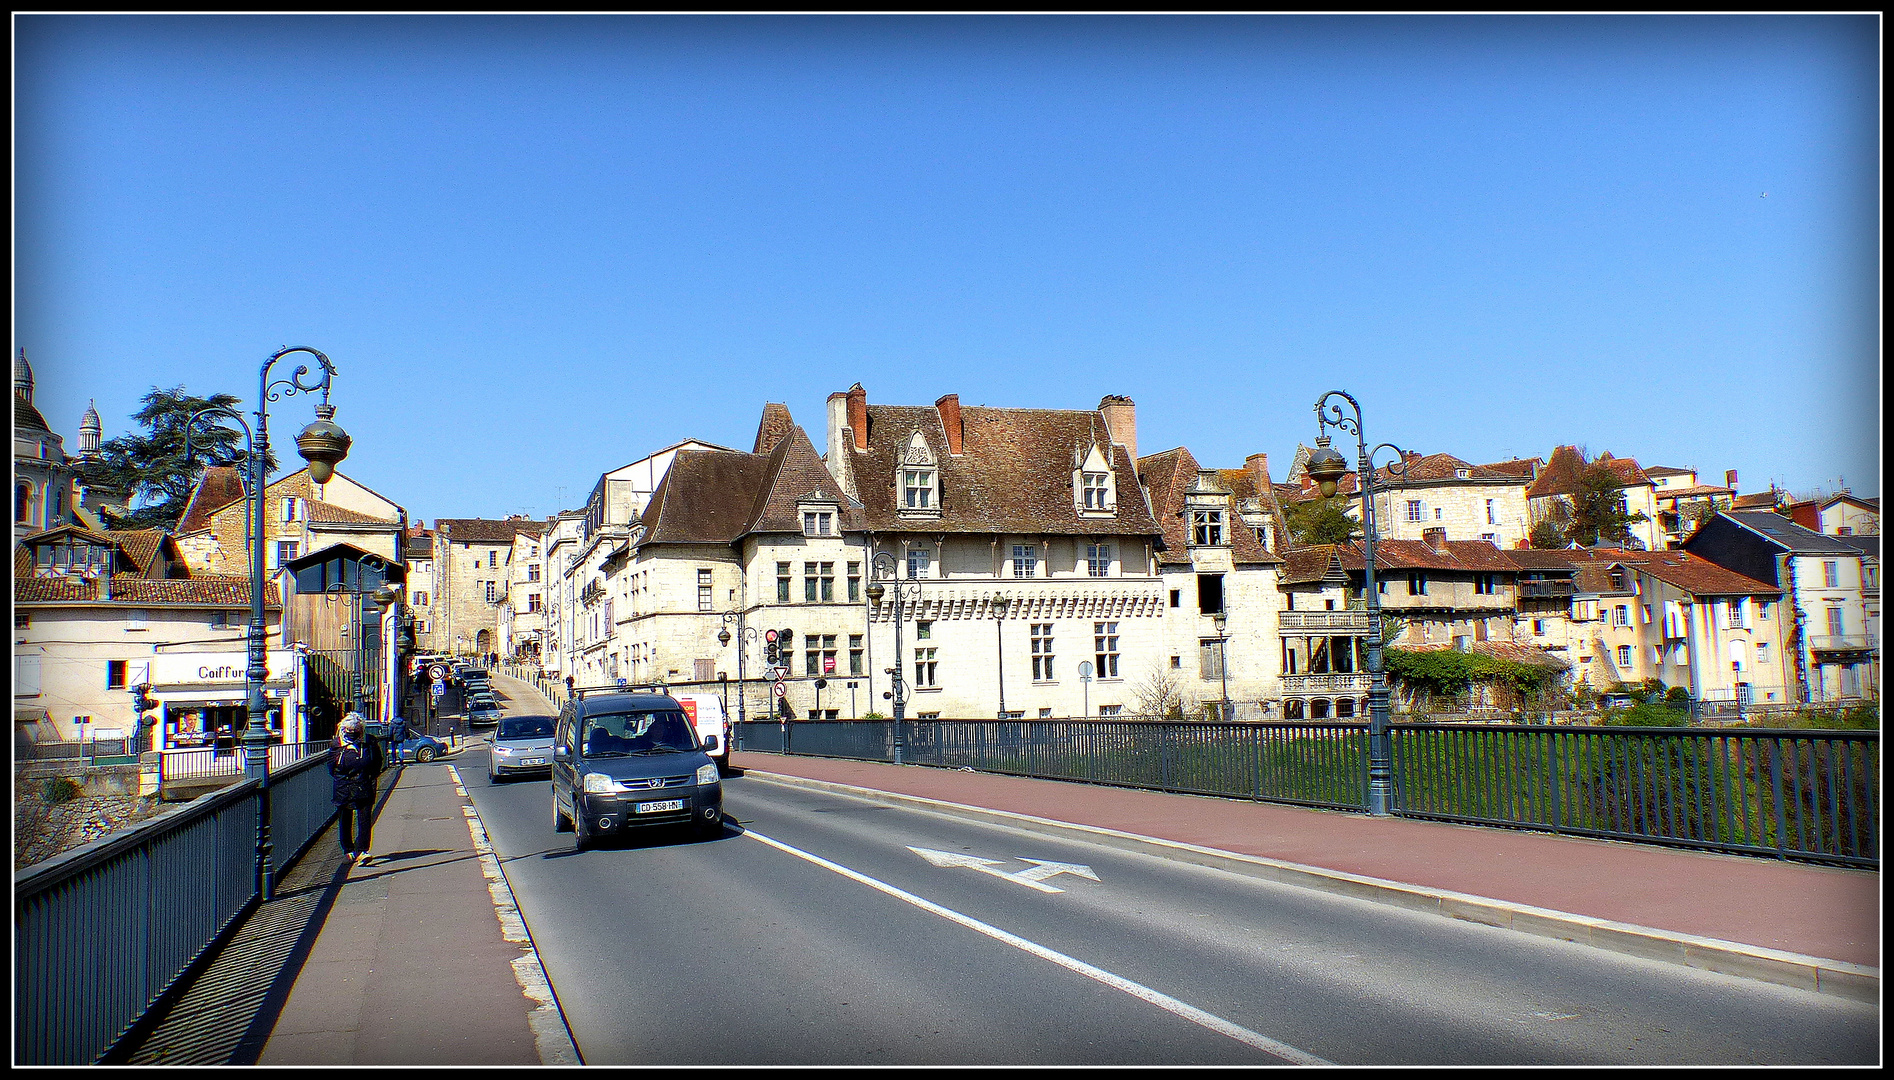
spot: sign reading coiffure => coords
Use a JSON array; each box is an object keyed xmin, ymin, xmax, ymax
[{"xmin": 149, "ymin": 651, "xmax": 298, "ymax": 688}]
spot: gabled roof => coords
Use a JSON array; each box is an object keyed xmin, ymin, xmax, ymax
[
  {"xmin": 1400, "ymin": 640, "xmax": 1570, "ymax": 670},
  {"xmin": 640, "ymin": 422, "xmax": 859, "ymax": 546},
  {"xmin": 1480, "ymin": 457, "xmax": 1542, "ymax": 479},
  {"xmin": 14, "ymin": 574, "xmax": 279, "ymax": 606},
  {"xmin": 1137, "ymin": 447, "xmax": 1278, "ymax": 566},
  {"xmin": 1582, "ymin": 547, "xmax": 1781, "ymax": 598},
  {"xmin": 177, "ymin": 466, "xmax": 249, "ymax": 534},
  {"xmin": 435, "ymin": 517, "xmax": 542, "ymax": 544},
  {"xmin": 848, "ymin": 400, "xmax": 1160, "ymax": 537},
  {"xmin": 1526, "ymin": 446, "xmax": 1654, "ymax": 499},
  {"xmin": 1723, "ymin": 511, "xmax": 1866, "ymax": 556},
  {"xmin": 1373, "ymin": 452, "xmax": 1528, "ymax": 486},
  {"xmin": 105, "ymin": 529, "xmax": 179, "ymax": 577},
  {"xmin": 1276, "ymin": 539, "xmax": 1514, "ymax": 582}
]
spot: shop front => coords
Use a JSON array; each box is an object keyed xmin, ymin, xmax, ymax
[{"xmin": 147, "ymin": 650, "xmax": 307, "ymax": 751}]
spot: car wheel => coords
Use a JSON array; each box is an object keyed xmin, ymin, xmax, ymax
[
  {"xmin": 572, "ymin": 811, "xmax": 590, "ymax": 851},
  {"xmin": 552, "ymin": 791, "xmax": 572, "ymax": 833},
  {"xmin": 416, "ymin": 746, "xmax": 437, "ymax": 763}
]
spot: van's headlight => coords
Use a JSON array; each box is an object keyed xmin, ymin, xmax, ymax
[
  {"xmin": 696, "ymin": 763, "xmax": 719, "ymax": 786},
  {"xmin": 583, "ymin": 772, "xmax": 615, "ymax": 794}
]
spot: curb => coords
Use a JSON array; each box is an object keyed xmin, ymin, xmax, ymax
[
  {"xmin": 743, "ymin": 769, "xmax": 1878, "ymax": 1004},
  {"xmin": 446, "ymin": 764, "xmax": 583, "ymax": 1064}
]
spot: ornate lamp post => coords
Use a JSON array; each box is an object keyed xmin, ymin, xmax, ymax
[
  {"xmin": 864, "ymin": 552, "xmax": 920, "ymax": 764},
  {"xmin": 1307, "ymin": 390, "xmax": 1407, "ymax": 817},
  {"xmin": 718, "ymin": 611, "xmax": 760, "ymax": 729},
  {"xmin": 992, "ymin": 593, "xmax": 1011, "ymax": 719},
  {"xmin": 1213, "ymin": 612, "xmax": 1232, "ymax": 721},
  {"xmin": 186, "ymin": 346, "xmax": 348, "ymax": 898}
]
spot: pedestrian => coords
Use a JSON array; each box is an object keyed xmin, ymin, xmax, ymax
[{"xmin": 329, "ymin": 712, "xmax": 385, "ymax": 865}]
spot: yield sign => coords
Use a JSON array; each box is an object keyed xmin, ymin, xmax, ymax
[{"xmin": 907, "ymin": 846, "xmax": 1099, "ymax": 893}]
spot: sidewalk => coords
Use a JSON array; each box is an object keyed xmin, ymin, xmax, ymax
[
  {"xmin": 729, "ymin": 751, "xmax": 1879, "ymax": 1001},
  {"xmin": 256, "ymin": 759, "xmax": 574, "ymax": 1064}
]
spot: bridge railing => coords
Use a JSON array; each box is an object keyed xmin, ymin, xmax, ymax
[
  {"xmin": 14, "ymin": 750, "xmax": 338, "ymax": 1065},
  {"xmin": 735, "ymin": 719, "xmax": 1877, "ymax": 868}
]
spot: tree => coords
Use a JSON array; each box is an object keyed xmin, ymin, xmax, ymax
[
  {"xmin": 1567, "ymin": 460, "xmax": 1648, "ymax": 548},
  {"xmin": 77, "ymin": 387, "xmax": 274, "ymax": 531},
  {"xmin": 1133, "ymin": 661, "xmax": 1185, "ymax": 720},
  {"xmin": 1285, "ymin": 495, "xmax": 1362, "ymax": 546},
  {"xmin": 1528, "ymin": 518, "xmax": 1568, "ymax": 550}
]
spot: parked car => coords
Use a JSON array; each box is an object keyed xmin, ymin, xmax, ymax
[
  {"xmin": 488, "ymin": 714, "xmax": 556, "ymax": 782},
  {"xmin": 468, "ymin": 702, "xmax": 504, "ymax": 727},
  {"xmin": 395, "ymin": 732, "xmax": 450, "ymax": 763},
  {"xmin": 551, "ymin": 691, "xmax": 723, "ymax": 849}
]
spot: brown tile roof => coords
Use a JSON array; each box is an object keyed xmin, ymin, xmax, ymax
[
  {"xmin": 641, "ymin": 423, "xmax": 858, "ymax": 545},
  {"xmin": 1400, "ymin": 640, "xmax": 1570, "ymax": 670},
  {"xmin": 305, "ymin": 499, "xmax": 392, "ymax": 525},
  {"xmin": 1654, "ymin": 485, "xmax": 1733, "ymax": 500},
  {"xmin": 1277, "ymin": 539, "xmax": 1515, "ymax": 581},
  {"xmin": 1137, "ymin": 448, "xmax": 1279, "ymax": 566},
  {"xmin": 753, "ymin": 402, "xmax": 796, "ymax": 455},
  {"xmin": 177, "ymin": 466, "xmax": 248, "ymax": 533},
  {"xmin": 846, "ymin": 399, "xmax": 1160, "ymax": 537},
  {"xmin": 1526, "ymin": 446, "xmax": 1653, "ymax": 499},
  {"xmin": 435, "ymin": 518, "xmax": 542, "ymax": 543},
  {"xmin": 14, "ymin": 574, "xmax": 279, "ymax": 605},
  {"xmin": 1373, "ymin": 453, "xmax": 1525, "ymax": 485},
  {"xmin": 1567, "ymin": 547, "xmax": 1779, "ymax": 598},
  {"xmin": 104, "ymin": 529, "xmax": 173, "ymax": 576}
]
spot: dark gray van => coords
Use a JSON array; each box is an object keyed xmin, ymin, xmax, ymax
[{"xmin": 551, "ymin": 690, "xmax": 723, "ymax": 849}]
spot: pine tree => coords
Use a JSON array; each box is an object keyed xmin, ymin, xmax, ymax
[{"xmin": 77, "ymin": 387, "xmax": 275, "ymax": 531}]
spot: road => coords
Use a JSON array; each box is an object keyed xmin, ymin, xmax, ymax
[{"xmin": 461, "ymin": 744, "xmax": 1877, "ymax": 1065}]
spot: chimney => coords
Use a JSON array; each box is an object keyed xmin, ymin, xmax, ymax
[
  {"xmin": 935, "ymin": 394, "xmax": 963, "ymax": 456},
  {"xmin": 847, "ymin": 383, "xmax": 868, "ymax": 452},
  {"xmin": 1245, "ymin": 453, "xmax": 1270, "ymax": 486},
  {"xmin": 1725, "ymin": 469, "xmax": 1738, "ymax": 492},
  {"xmin": 1422, "ymin": 526, "xmax": 1449, "ymax": 553},
  {"xmin": 1098, "ymin": 395, "xmax": 1136, "ymax": 464},
  {"xmin": 96, "ymin": 572, "xmax": 112, "ymax": 601}
]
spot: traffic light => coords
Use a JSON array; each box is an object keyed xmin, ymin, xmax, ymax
[
  {"xmin": 764, "ymin": 629, "xmax": 779, "ymax": 667},
  {"xmin": 129, "ymin": 684, "xmax": 155, "ymax": 715}
]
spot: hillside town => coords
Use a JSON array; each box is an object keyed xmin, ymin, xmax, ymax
[{"xmin": 15, "ymin": 350, "xmax": 1880, "ymax": 755}]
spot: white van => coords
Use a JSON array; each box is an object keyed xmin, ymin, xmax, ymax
[{"xmin": 670, "ymin": 694, "xmax": 732, "ymax": 771}]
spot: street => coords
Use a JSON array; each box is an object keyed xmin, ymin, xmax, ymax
[{"xmin": 463, "ymin": 746, "xmax": 1877, "ymax": 1066}]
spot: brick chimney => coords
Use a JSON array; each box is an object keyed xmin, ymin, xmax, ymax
[
  {"xmin": 847, "ymin": 383, "xmax": 868, "ymax": 452},
  {"xmin": 1725, "ymin": 469, "xmax": 1738, "ymax": 492},
  {"xmin": 1245, "ymin": 452, "xmax": 1270, "ymax": 486},
  {"xmin": 935, "ymin": 394, "xmax": 963, "ymax": 456},
  {"xmin": 1422, "ymin": 526, "xmax": 1449, "ymax": 553},
  {"xmin": 1098, "ymin": 395, "xmax": 1136, "ymax": 464}
]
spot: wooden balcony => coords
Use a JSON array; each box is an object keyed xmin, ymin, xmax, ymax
[
  {"xmin": 1281, "ymin": 673, "xmax": 1372, "ymax": 696},
  {"xmin": 1278, "ymin": 610, "xmax": 1371, "ymax": 633}
]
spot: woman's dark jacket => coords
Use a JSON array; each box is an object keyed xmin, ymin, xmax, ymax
[{"xmin": 329, "ymin": 735, "xmax": 385, "ymax": 805}]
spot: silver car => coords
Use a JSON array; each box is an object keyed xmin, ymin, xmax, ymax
[{"xmin": 488, "ymin": 714, "xmax": 556, "ymax": 782}]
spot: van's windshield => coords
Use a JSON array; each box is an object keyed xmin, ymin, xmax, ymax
[{"xmin": 579, "ymin": 711, "xmax": 697, "ymax": 757}]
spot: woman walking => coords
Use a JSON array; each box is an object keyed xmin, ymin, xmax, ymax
[{"xmin": 329, "ymin": 712, "xmax": 385, "ymax": 865}]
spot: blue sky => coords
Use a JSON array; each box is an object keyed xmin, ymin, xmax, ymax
[{"xmin": 16, "ymin": 14, "xmax": 1880, "ymax": 523}]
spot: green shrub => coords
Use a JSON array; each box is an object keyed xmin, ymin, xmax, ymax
[
  {"xmin": 1605, "ymin": 702, "xmax": 1691, "ymax": 727},
  {"xmin": 39, "ymin": 778, "xmax": 83, "ymax": 804}
]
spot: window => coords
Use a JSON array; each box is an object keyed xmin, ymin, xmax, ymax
[
  {"xmin": 849, "ymin": 634, "xmax": 863, "ymax": 675},
  {"xmin": 1822, "ymin": 561, "xmax": 1840, "ymax": 588},
  {"xmin": 803, "ymin": 511, "xmax": 833, "ymax": 536},
  {"xmin": 1409, "ymin": 572, "xmax": 1427, "ymax": 596},
  {"xmin": 1616, "ymin": 644, "xmax": 1633, "ymax": 668},
  {"xmin": 1756, "ymin": 641, "xmax": 1771, "ymax": 665},
  {"xmin": 1724, "ymin": 599, "xmax": 1746, "ymax": 629},
  {"xmin": 1434, "ymin": 507, "xmax": 1443, "ymax": 521},
  {"xmin": 1613, "ymin": 605, "xmax": 1629, "ymax": 627},
  {"xmin": 1169, "ymin": 589, "xmax": 1181, "ymax": 608},
  {"xmin": 282, "ymin": 497, "xmax": 299, "ymax": 522},
  {"xmin": 698, "ymin": 569, "xmax": 714, "ymax": 612},
  {"xmin": 1087, "ymin": 544, "xmax": 1112, "ymax": 577},
  {"xmin": 14, "ymin": 612, "xmax": 28, "ymax": 629},
  {"xmin": 903, "ymin": 470, "xmax": 934, "ymax": 510},
  {"xmin": 275, "ymin": 540, "xmax": 299, "ymax": 567},
  {"xmin": 107, "ymin": 660, "xmax": 128, "ymax": 689},
  {"xmin": 1098, "ymin": 704, "xmax": 1122, "ymax": 717},
  {"xmin": 1643, "ymin": 604, "xmax": 1654, "ymax": 625},
  {"xmin": 1094, "ymin": 622, "xmax": 1119, "ymax": 678},
  {"xmin": 1031, "ymin": 624, "xmax": 1054, "ymax": 680},
  {"xmin": 1199, "ymin": 639, "xmax": 1224, "ymax": 680},
  {"xmin": 1198, "ymin": 574, "xmax": 1224, "ymax": 615},
  {"xmin": 486, "ymin": 581, "xmax": 499, "ymax": 603},
  {"xmin": 1081, "ymin": 472, "xmax": 1110, "ymax": 509},
  {"xmin": 804, "ymin": 562, "xmax": 834, "ymax": 602},
  {"xmin": 209, "ymin": 611, "xmax": 232, "ymax": 629},
  {"xmin": 913, "ymin": 646, "xmax": 938, "ymax": 688},
  {"xmin": 1406, "ymin": 500, "xmax": 1424, "ymax": 523},
  {"xmin": 1474, "ymin": 574, "xmax": 1497, "ymax": 595},
  {"xmin": 1758, "ymin": 601, "xmax": 1771, "ymax": 621},
  {"xmin": 528, "ymin": 593, "xmax": 542, "ymax": 613},
  {"xmin": 528, "ymin": 563, "xmax": 540, "ymax": 582},
  {"xmin": 916, "ymin": 621, "xmax": 932, "ymax": 640},
  {"xmin": 1191, "ymin": 510, "xmax": 1225, "ymax": 546},
  {"xmin": 1012, "ymin": 545, "xmax": 1037, "ymax": 578},
  {"xmin": 1532, "ymin": 619, "xmax": 1546, "ymax": 636},
  {"xmin": 413, "ymin": 591, "xmax": 429, "ymax": 607},
  {"xmin": 907, "ymin": 548, "xmax": 931, "ymax": 579},
  {"xmin": 488, "ymin": 551, "xmax": 498, "ymax": 568},
  {"xmin": 1485, "ymin": 499, "xmax": 1497, "ymax": 525},
  {"xmin": 1826, "ymin": 607, "xmax": 1845, "ymax": 635},
  {"xmin": 777, "ymin": 562, "xmax": 791, "ymax": 602},
  {"xmin": 847, "ymin": 562, "xmax": 861, "ymax": 602}
]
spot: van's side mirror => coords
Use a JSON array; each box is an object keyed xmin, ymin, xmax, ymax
[
  {"xmin": 702, "ymin": 735, "xmax": 719, "ymax": 753},
  {"xmin": 553, "ymin": 745, "xmax": 570, "ymax": 762}
]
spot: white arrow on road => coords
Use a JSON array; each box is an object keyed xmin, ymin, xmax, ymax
[{"xmin": 908, "ymin": 846, "xmax": 1099, "ymax": 893}]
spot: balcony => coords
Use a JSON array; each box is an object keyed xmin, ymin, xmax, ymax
[
  {"xmin": 1519, "ymin": 579, "xmax": 1576, "ymax": 599},
  {"xmin": 1281, "ymin": 673, "xmax": 1372, "ymax": 696},
  {"xmin": 1279, "ymin": 610, "xmax": 1371, "ymax": 633},
  {"xmin": 1809, "ymin": 634, "xmax": 1878, "ymax": 655}
]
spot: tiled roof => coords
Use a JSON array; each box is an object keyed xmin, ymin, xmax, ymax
[
  {"xmin": 105, "ymin": 529, "xmax": 170, "ymax": 575},
  {"xmin": 1373, "ymin": 453, "xmax": 1526, "ymax": 485},
  {"xmin": 1525, "ymin": 446, "xmax": 1653, "ymax": 499},
  {"xmin": 641, "ymin": 421, "xmax": 859, "ymax": 546},
  {"xmin": 306, "ymin": 499, "xmax": 393, "ymax": 525},
  {"xmin": 177, "ymin": 466, "xmax": 248, "ymax": 534},
  {"xmin": 1569, "ymin": 547, "xmax": 1780, "ymax": 598},
  {"xmin": 1137, "ymin": 448, "xmax": 1278, "ymax": 566},
  {"xmin": 1729, "ymin": 492, "xmax": 1781, "ymax": 510},
  {"xmin": 1276, "ymin": 539, "xmax": 1514, "ymax": 582},
  {"xmin": 1654, "ymin": 485, "xmax": 1733, "ymax": 500},
  {"xmin": 435, "ymin": 518, "xmax": 542, "ymax": 543},
  {"xmin": 1400, "ymin": 640, "xmax": 1571, "ymax": 670},
  {"xmin": 847, "ymin": 400, "xmax": 1160, "ymax": 537},
  {"xmin": 16, "ymin": 389, "xmax": 52, "ymax": 434},
  {"xmin": 1480, "ymin": 457, "xmax": 1542, "ymax": 479},
  {"xmin": 753, "ymin": 402, "xmax": 796, "ymax": 455},
  {"xmin": 14, "ymin": 574, "xmax": 279, "ymax": 605}
]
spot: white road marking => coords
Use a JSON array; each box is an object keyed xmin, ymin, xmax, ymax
[
  {"xmin": 749, "ymin": 829, "xmax": 1330, "ymax": 1066},
  {"xmin": 908, "ymin": 846, "xmax": 1098, "ymax": 893}
]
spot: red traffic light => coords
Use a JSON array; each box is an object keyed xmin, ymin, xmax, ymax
[{"xmin": 765, "ymin": 629, "xmax": 778, "ymax": 643}]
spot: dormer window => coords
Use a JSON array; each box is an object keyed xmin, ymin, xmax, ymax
[
  {"xmin": 1074, "ymin": 446, "xmax": 1116, "ymax": 514},
  {"xmin": 803, "ymin": 511, "xmax": 833, "ymax": 536},
  {"xmin": 898, "ymin": 431, "xmax": 940, "ymax": 517},
  {"xmin": 1191, "ymin": 510, "xmax": 1226, "ymax": 547},
  {"xmin": 1185, "ymin": 471, "xmax": 1230, "ymax": 546}
]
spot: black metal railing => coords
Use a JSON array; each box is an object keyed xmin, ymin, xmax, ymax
[
  {"xmin": 735, "ymin": 719, "xmax": 1878, "ymax": 867},
  {"xmin": 14, "ymin": 750, "xmax": 338, "ymax": 1065}
]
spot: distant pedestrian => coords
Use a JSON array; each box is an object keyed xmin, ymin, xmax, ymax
[{"xmin": 329, "ymin": 712, "xmax": 385, "ymax": 865}]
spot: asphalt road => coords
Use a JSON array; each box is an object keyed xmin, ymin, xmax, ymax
[{"xmin": 462, "ymin": 749, "xmax": 1877, "ymax": 1066}]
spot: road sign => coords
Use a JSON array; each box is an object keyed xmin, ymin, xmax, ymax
[
  {"xmin": 907, "ymin": 847, "xmax": 1099, "ymax": 893},
  {"xmin": 431, "ymin": 679, "xmax": 446, "ymax": 699},
  {"xmin": 429, "ymin": 664, "xmax": 450, "ymax": 682},
  {"xmin": 771, "ymin": 681, "xmax": 786, "ymax": 698},
  {"xmin": 617, "ymin": 677, "xmax": 628, "ymax": 687}
]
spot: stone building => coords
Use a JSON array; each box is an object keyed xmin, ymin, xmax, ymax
[
  {"xmin": 14, "ymin": 349, "xmax": 78, "ymax": 544},
  {"xmin": 432, "ymin": 516, "xmax": 541, "ymax": 660},
  {"xmin": 173, "ymin": 466, "xmax": 405, "ymax": 578},
  {"xmin": 496, "ymin": 520, "xmax": 550, "ymax": 666},
  {"xmin": 1281, "ymin": 450, "xmax": 1536, "ymax": 550},
  {"xmin": 1525, "ymin": 445, "xmax": 1662, "ymax": 551}
]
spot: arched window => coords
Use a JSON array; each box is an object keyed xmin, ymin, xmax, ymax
[
  {"xmin": 16, "ymin": 482, "xmax": 34, "ymax": 525},
  {"xmin": 897, "ymin": 430, "xmax": 939, "ymax": 516}
]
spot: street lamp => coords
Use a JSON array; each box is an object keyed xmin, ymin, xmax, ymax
[
  {"xmin": 184, "ymin": 346, "xmax": 348, "ymax": 898},
  {"xmin": 1213, "ymin": 612, "xmax": 1231, "ymax": 722},
  {"xmin": 993, "ymin": 593, "xmax": 1010, "ymax": 719},
  {"xmin": 718, "ymin": 611, "xmax": 760, "ymax": 730},
  {"xmin": 865, "ymin": 552, "xmax": 921, "ymax": 764},
  {"xmin": 1309, "ymin": 390, "xmax": 1408, "ymax": 817}
]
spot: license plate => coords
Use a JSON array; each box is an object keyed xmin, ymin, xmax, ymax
[
  {"xmin": 521, "ymin": 758, "xmax": 547, "ymax": 766},
  {"xmin": 635, "ymin": 799, "xmax": 685, "ymax": 814}
]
